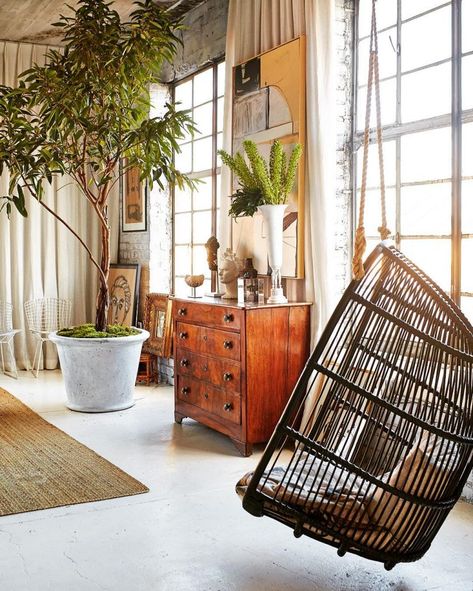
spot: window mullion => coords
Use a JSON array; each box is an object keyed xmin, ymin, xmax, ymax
[{"xmin": 452, "ymin": 0, "xmax": 462, "ymax": 303}]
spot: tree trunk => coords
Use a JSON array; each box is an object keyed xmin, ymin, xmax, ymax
[
  {"xmin": 95, "ymin": 216, "xmax": 111, "ymax": 332},
  {"xmin": 95, "ymin": 279, "xmax": 109, "ymax": 332}
]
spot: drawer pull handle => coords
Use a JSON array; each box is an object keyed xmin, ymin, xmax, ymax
[
  {"xmin": 223, "ymin": 372, "xmax": 233, "ymax": 382},
  {"xmin": 203, "ymin": 335, "xmax": 208, "ymax": 341},
  {"xmin": 223, "ymin": 340, "xmax": 233, "ymax": 349},
  {"xmin": 178, "ymin": 308, "xmax": 187, "ymax": 316},
  {"xmin": 223, "ymin": 402, "xmax": 233, "ymax": 412},
  {"xmin": 223, "ymin": 313, "xmax": 234, "ymax": 323},
  {"xmin": 179, "ymin": 332, "xmax": 188, "ymax": 339},
  {"xmin": 204, "ymin": 392, "xmax": 209, "ymax": 400},
  {"xmin": 181, "ymin": 387, "xmax": 190, "ymax": 396},
  {"xmin": 180, "ymin": 359, "xmax": 189, "ymax": 367},
  {"xmin": 202, "ymin": 365, "xmax": 208, "ymax": 372}
]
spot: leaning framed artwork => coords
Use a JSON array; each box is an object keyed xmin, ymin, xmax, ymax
[
  {"xmin": 143, "ymin": 293, "xmax": 173, "ymax": 358},
  {"xmin": 232, "ymin": 37, "xmax": 306, "ymax": 279},
  {"xmin": 107, "ymin": 264, "xmax": 140, "ymax": 327},
  {"xmin": 121, "ymin": 164, "xmax": 147, "ymax": 232}
]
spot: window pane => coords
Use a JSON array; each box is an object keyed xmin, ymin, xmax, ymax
[
  {"xmin": 193, "ymin": 211, "xmax": 212, "ymax": 243},
  {"xmin": 174, "ymin": 245, "xmax": 191, "ymax": 276},
  {"xmin": 174, "ymin": 213, "xmax": 191, "ymax": 245},
  {"xmin": 401, "ymin": 62, "xmax": 451, "ymax": 123},
  {"xmin": 400, "ymin": 183, "xmax": 451, "ymax": 235},
  {"xmin": 358, "ymin": 28, "xmax": 397, "ymax": 86},
  {"xmin": 193, "ymin": 176, "xmax": 212, "ymax": 210},
  {"xmin": 193, "ymin": 68, "xmax": 213, "ymax": 106},
  {"xmin": 401, "ymin": 127, "xmax": 451, "ymax": 183},
  {"xmin": 356, "ymin": 140, "xmax": 396, "ymax": 188},
  {"xmin": 461, "ymin": 239, "xmax": 473, "ymax": 292},
  {"xmin": 217, "ymin": 62, "xmax": 226, "ymax": 97},
  {"xmin": 462, "ymin": 0, "xmax": 473, "ymax": 54},
  {"xmin": 402, "ymin": 0, "xmax": 447, "ymax": 21},
  {"xmin": 175, "ymin": 80, "xmax": 192, "ymax": 110},
  {"xmin": 401, "ymin": 238, "xmax": 451, "ymax": 291},
  {"xmin": 357, "ymin": 78, "xmax": 397, "ymax": 130},
  {"xmin": 193, "ymin": 136, "xmax": 213, "ymax": 172},
  {"xmin": 175, "ymin": 186, "xmax": 191, "ymax": 213},
  {"xmin": 174, "ymin": 276, "xmax": 188, "ymax": 298},
  {"xmin": 360, "ymin": 188, "xmax": 396, "ymax": 238},
  {"xmin": 359, "ymin": 0, "xmax": 397, "ymax": 38},
  {"xmin": 175, "ymin": 142, "xmax": 192, "ymax": 174},
  {"xmin": 462, "ymin": 122, "xmax": 473, "ymax": 177},
  {"xmin": 193, "ymin": 102, "xmax": 213, "ymax": 139},
  {"xmin": 217, "ymin": 97, "xmax": 225, "ymax": 133},
  {"xmin": 401, "ymin": 6, "xmax": 451, "ymax": 72},
  {"xmin": 193, "ymin": 244, "xmax": 211, "ymax": 276},
  {"xmin": 462, "ymin": 180, "xmax": 473, "ymax": 234},
  {"xmin": 460, "ymin": 297, "xmax": 473, "ymax": 323},
  {"xmin": 462, "ymin": 54, "xmax": 473, "ymax": 111},
  {"xmin": 216, "ymin": 133, "xmax": 223, "ymax": 167}
]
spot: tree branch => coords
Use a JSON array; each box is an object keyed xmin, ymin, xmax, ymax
[{"xmin": 34, "ymin": 195, "xmax": 106, "ymax": 286}]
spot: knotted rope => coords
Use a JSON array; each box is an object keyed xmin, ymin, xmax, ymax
[{"xmin": 352, "ymin": 0, "xmax": 391, "ymax": 280}]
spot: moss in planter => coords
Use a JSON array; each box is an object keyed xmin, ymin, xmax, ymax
[{"xmin": 57, "ymin": 324, "xmax": 140, "ymax": 338}]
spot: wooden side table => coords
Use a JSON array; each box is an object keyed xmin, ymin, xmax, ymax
[{"xmin": 136, "ymin": 351, "xmax": 157, "ymax": 385}]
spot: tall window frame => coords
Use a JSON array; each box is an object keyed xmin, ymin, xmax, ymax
[
  {"xmin": 172, "ymin": 60, "xmax": 225, "ymax": 296},
  {"xmin": 353, "ymin": 0, "xmax": 473, "ymax": 319}
]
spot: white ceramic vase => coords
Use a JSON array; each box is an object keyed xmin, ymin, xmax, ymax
[
  {"xmin": 49, "ymin": 328, "xmax": 149, "ymax": 412},
  {"xmin": 258, "ymin": 203, "xmax": 288, "ymax": 304}
]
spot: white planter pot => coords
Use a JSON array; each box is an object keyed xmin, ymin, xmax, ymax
[
  {"xmin": 258, "ymin": 203, "xmax": 288, "ymax": 304},
  {"xmin": 49, "ymin": 328, "xmax": 149, "ymax": 413}
]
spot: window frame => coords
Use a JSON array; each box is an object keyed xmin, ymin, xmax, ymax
[
  {"xmin": 353, "ymin": 0, "xmax": 473, "ymax": 306},
  {"xmin": 171, "ymin": 60, "xmax": 225, "ymax": 295}
]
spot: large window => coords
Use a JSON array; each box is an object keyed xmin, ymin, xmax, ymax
[
  {"xmin": 173, "ymin": 62, "xmax": 225, "ymax": 296},
  {"xmin": 355, "ymin": 0, "xmax": 473, "ymax": 320}
]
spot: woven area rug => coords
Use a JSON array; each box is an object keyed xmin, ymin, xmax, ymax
[{"xmin": 0, "ymin": 387, "xmax": 148, "ymax": 516}]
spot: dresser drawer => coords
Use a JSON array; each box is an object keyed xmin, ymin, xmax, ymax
[
  {"xmin": 174, "ymin": 300, "xmax": 242, "ymax": 332},
  {"xmin": 176, "ymin": 349, "xmax": 241, "ymax": 392},
  {"xmin": 176, "ymin": 376, "xmax": 241, "ymax": 425},
  {"xmin": 176, "ymin": 322, "xmax": 241, "ymax": 362}
]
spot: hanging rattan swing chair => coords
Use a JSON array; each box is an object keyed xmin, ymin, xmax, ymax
[{"xmin": 236, "ymin": 0, "xmax": 473, "ymax": 570}]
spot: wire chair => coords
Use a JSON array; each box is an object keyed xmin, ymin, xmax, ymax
[
  {"xmin": 0, "ymin": 301, "xmax": 21, "ymax": 379},
  {"xmin": 238, "ymin": 244, "xmax": 473, "ymax": 570},
  {"xmin": 24, "ymin": 298, "xmax": 72, "ymax": 377}
]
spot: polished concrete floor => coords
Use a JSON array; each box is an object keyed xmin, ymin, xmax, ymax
[{"xmin": 0, "ymin": 370, "xmax": 472, "ymax": 591}]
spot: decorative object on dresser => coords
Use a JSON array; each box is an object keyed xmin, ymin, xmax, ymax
[
  {"xmin": 173, "ymin": 297, "xmax": 311, "ymax": 456},
  {"xmin": 184, "ymin": 274, "xmax": 205, "ymax": 298},
  {"xmin": 218, "ymin": 249, "xmax": 244, "ymax": 300},
  {"xmin": 219, "ymin": 139, "xmax": 302, "ymax": 304},
  {"xmin": 204, "ymin": 236, "xmax": 224, "ymax": 297}
]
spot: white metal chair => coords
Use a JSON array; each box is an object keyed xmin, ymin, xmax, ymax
[
  {"xmin": 0, "ymin": 301, "xmax": 21, "ymax": 379},
  {"xmin": 24, "ymin": 298, "xmax": 72, "ymax": 377}
]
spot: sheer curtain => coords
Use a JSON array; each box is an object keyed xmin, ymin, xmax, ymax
[
  {"xmin": 220, "ymin": 0, "xmax": 336, "ymax": 345},
  {"xmin": 0, "ymin": 41, "xmax": 119, "ymax": 370}
]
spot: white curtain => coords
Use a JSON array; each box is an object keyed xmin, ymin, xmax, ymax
[
  {"xmin": 0, "ymin": 41, "xmax": 119, "ymax": 370},
  {"xmin": 221, "ymin": 0, "xmax": 337, "ymax": 345}
]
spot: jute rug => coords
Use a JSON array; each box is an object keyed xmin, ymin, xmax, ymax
[{"xmin": 0, "ymin": 387, "xmax": 148, "ymax": 516}]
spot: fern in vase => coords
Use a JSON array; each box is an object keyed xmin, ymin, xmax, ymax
[{"xmin": 218, "ymin": 139, "xmax": 302, "ymax": 217}]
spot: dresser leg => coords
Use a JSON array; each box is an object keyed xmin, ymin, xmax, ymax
[
  {"xmin": 231, "ymin": 439, "xmax": 252, "ymax": 457},
  {"xmin": 175, "ymin": 411, "xmax": 186, "ymax": 424}
]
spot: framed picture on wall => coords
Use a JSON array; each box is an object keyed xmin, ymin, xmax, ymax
[
  {"xmin": 143, "ymin": 293, "xmax": 173, "ymax": 358},
  {"xmin": 107, "ymin": 264, "xmax": 141, "ymax": 327},
  {"xmin": 121, "ymin": 164, "xmax": 147, "ymax": 232}
]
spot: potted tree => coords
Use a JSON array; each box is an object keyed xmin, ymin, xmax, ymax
[
  {"xmin": 218, "ymin": 140, "xmax": 302, "ymax": 303},
  {"xmin": 0, "ymin": 0, "xmax": 194, "ymax": 411}
]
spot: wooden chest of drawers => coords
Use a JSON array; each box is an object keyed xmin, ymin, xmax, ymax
[{"xmin": 173, "ymin": 297, "xmax": 311, "ymax": 456}]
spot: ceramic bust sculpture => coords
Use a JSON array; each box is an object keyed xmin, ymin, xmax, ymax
[{"xmin": 218, "ymin": 249, "xmax": 243, "ymax": 299}]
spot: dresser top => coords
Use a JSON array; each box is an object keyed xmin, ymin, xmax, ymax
[{"xmin": 172, "ymin": 295, "xmax": 311, "ymax": 309}]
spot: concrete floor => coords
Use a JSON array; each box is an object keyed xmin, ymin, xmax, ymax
[{"xmin": 0, "ymin": 370, "xmax": 472, "ymax": 591}]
